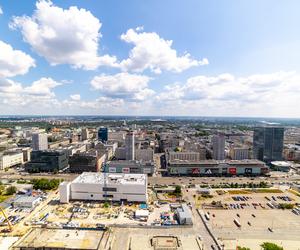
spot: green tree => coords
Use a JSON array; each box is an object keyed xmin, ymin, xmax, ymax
[
  {"xmin": 237, "ymin": 247, "xmax": 251, "ymax": 250},
  {"xmin": 6, "ymin": 186, "xmax": 17, "ymax": 195},
  {"xmin": 260, "ymin": 242, "xmax": 284, "ymax": 250},
  {"xmin": 174, "ymin": 147, "xmax": 181, "ymax": 152},
  {"xmin": 174, "ymin": 185, "xmax": 182, "ymax": 196},
  {"xmin": 32, "ymin": 178, "xmax": 61, "ymax": 190}
]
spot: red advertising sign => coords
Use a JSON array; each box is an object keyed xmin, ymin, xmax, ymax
[
  {"xmin": 229, "ymin": 167, "xmax": 237, "ymax": 175},
  {"xmin": 192, "ymin": 168, "xmax": 200, "ymax": 174},
  {"xmin": 122, "ymin": 167, "xmax": 130, "ymax": 173}
]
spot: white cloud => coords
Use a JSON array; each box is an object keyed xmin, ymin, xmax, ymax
[
  {"xmin": 70, "ymin": 94, "xmax": 81, "ymax": 101},
  {"xmin": 156, "ymin": 71, "xmax": 300, "ymax": 117},
  {"xmin": 24, "ymin": 77, "xmax": 62, "ymax": 96},
  {"xmin": 91, "ymin": 72, "xmax": 154, "ymax": 100},
  {"xmin": 0, "ymin": 40, "xmax": 35, "ymax": 77},
  {"xmin": 0, "ymin": 77, "xmax": 63, "ymax": 111},
  {"xmin": 119, "ymin": 28, "xmax": 208, "ymax": 74},
  {"xmin": 10, "ymin": 0, "xmax": 117, "ymax": 70},
  {"xmin": 0, "ymin": 6, "xmax": 3, "ymax": 15}
]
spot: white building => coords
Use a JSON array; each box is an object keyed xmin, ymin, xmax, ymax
[
  {"xmin": 32, "ymin": 133, "xmax": 48, "ymax": 151},
  {"xmin": 59, "ymin": 172, "xmax": 147, "ymax": 203},
  {"xmin": 0, "ymin": 152, "xmax": 23, "ymax": 170},
  {"xmin": 81, "ymin": 128, "xmax": 90, "ymax": 141},
  {"xmin": 212, "ymin": 134, "xmax": 225, "ymax": 160},
  {"xmin": 168, "ymin": 151, "xmax": 202, "ymax": 162},
  {"xmin": 229, "ymin": 147, "xmax": 249, "ymax": 160},
  {"xmin": 13, "ymin": 195, "xmax": 41, "ymax": 208}
]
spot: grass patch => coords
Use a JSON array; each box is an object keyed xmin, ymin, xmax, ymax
[
  {"xmin": 251, "ymin": 189, "xmax": 283, "ymax": 193},
  {"xmin": 0, "ymin": 194, "xmax": 12, "ymax": 203},
  {"xmin": 227, "ymin": 190, "xmax": 251, "ymax": 195},
  {"xmin": 226, "ymin": 188, "xmax": 283, "ymax": 195},
  {"xmin": 288, "ymin": 189, "xmax": 300, "ymax": 197}
]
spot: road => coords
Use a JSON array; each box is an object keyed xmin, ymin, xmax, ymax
[
  {"xmin": 183, "ymin": 187, "xmax": 217, "ymax": 249},
  {"xmin": 0, "ymin": 171, "xmax": 300, "ymax": 186}
]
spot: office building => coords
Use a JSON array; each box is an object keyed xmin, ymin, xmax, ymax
[
  {"xmin": 81, "ymin": 128, "xmax": 89, "ymax": 140},
  {"xmin": 0, "ymin": 151, "xmax": 24, "ymax": 170},
  {"xmin": 167, "ymin": 159, "xmax": 268, "ymax": 176},
  {"xmin": 25, "ymin": 150, "xmax": 68, "ymax": 173},
  {"xmin": 229, "ymin": 147, "xmax": 249, "ymax": 160},
  {"xmin": 59, "ymin": 172, "xmax": 147, "ymax": 203},
  {"xmin": 253, "ymin": 126, "xmax": 284, "ymax": 162},
  {"xmin": 168, "ymin": 151, "xmax": 204, "ymax": 162},
  {"xmin": 98, "ymin": 127, "xmax": 108, "ymax": 142},
  {"xmin": 212, "ymin": 134, "xmax": 225, "ymax": 160},
  {"xmin": 12, "ymin": 195, "xmax": 41, "ymax": 208},
  {"xmin": 104, "ymin": 160, "xmax": 154, "ymax": 175},
  {"xmin": 135, "ymin": 148, "xmax": 154, "ymax": 162},
  {"xmin": 176, "ymin": 204, "xmax": 192, "ymax": 225},
  {"xmin": 69, "ymin": 150, "xmax": 105, "ymax": 173},
  {"xmin": 31, "ymin": 133, "xmax": 48, "ymax": 151},
  {"xmin": 125, "ymin": 131, "xmax": 135, "ymax": 160}
]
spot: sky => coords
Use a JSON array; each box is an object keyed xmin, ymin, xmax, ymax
[{"xmin": 0, "ymin": 0, "xmax": 300, "ymax": 117}]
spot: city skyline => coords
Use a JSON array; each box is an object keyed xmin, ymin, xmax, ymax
[{"xmin": 1, "ymin": 0, "xmax": 300, "ymax": 117}]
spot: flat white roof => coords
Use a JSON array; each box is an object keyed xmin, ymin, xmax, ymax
[
  {"xmin": 72, "ymin": 172, "xmax": 146, "ymax": 185},
  {"xmin": 271, "ymin": 161, "xmax": 292, "ymax": 167}
]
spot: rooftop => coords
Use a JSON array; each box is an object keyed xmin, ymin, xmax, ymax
[
  {"xmin": 72, "ymin": 172, "xmax": 147, "ymax": 185},
  {"xmin": 271, "ymin": 161, "xmax": 292, "ymax": 167},
  {"xmin": 169, "ymin": 159, "xmax": 265, "ymax": 165}
]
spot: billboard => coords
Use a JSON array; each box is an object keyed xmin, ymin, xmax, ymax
[
  {"xmin": 143, "ymin": 168, "xmax": 151, "ymax": 174},
  {"xmin": 109, "ymin": 167, "xmax": 116, "ymax": 173},
  {"xmin": 170, "ymin": 168, "xmax": 178, "ymax": 174},
  {"xmin": 245, "ymin": 168, "xmax": 252, "ymax": 174},
  {"xmin": 229, "ymin": 167, "xmax": 237, "ymax": 175},
  {"xmin": 192, "ymin": 168, "xmax": 200, "ymax": 174},
  {"xmin": 122, "ymin": 167, "xmax": 130, "ymax": 173}
]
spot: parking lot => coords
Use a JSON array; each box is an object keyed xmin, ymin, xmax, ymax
[{"xmin": 197, "ymin": 188, "xmax": 300, "ymax": 248}]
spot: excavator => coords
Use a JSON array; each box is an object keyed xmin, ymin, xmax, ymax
[{"xmin": 0, "ymin": 207, "xmax": 13, "ymax": 233}]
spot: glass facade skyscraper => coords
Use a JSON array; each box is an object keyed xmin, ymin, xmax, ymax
[
  {"xmin": 253, "ymin": 126, "xmax": 284, "ymax": 162},
  {"xmin": 98, "ymin": 127, "xmax": 108, "ymax": 142}
]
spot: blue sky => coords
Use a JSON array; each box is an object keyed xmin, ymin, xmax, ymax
[{"xmin": 0, "ymin": 0, "xmax": 300, "ymax": 117}]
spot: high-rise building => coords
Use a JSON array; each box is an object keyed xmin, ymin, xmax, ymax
[
  {"xmin": 25, "ymin": 150, "xmax": 68, "ymax": 173},
  {"xmin": 253, "ymin": 126, "xmax": 284, "ymax": 162},
  {"xmin": 229, "ymin": 147, "xmax": 249, "ymax": 160},
  {"xmin": 98, "ymin": 127, "xmax": 108, "ymax": 142},
  {"xmin": 31, "ymin": 133, "xmax": 48, "ymax": 151},
  {"xmin": 212, "ymin": 134, "xmax": 225, "ymax": 160},
  {"xmin": 81, "ymin": 128, "xmax": 89, "ymax": 140},
  {"xmin": 125, "ymin": 131, "xmax": 135, "ymax": 160}
]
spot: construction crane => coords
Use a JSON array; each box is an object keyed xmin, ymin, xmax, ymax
[{"xmin": 0, "ymin": 207, "xmax": 13, "ymax": 233}]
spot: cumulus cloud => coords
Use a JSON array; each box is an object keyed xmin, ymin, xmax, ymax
[
  {"xmin": 0, "ymin": 40, "xmax": 35, "ymax": 77},
  {"xmin": 10, "ymin": 0, "xmax": 117, "ymax": 70},
  {"xmin": 91, "ymin": 72, "xmax": 154, "ymax": 100},
  {"xmin": 156, "ymin": 71, "xmax": 300, "ymax": 117},
  {"xmin": 0, "ymin": 77, "xmax": 63, "ymax": 111},
  {"xmin": 119, "ymin": 28, "xmax": 208, "ymax": 74},
  {"xmin": 70, "ymin": 94, "xmax": 81, "ymax": 101},
  {"xmin": 0, "ymin": 6, "xmax": 3, "ymax": 15}
]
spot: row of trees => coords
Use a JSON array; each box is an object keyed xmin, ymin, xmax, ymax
[
  {"xmin": 200, "ymin": 181, "xmax": 269, "ymax": 189},
  {"xmin": 32, "ymin": 178, "xmax": 62, "ymax": 190},
  {"xmin": 238, "ymin": 242, "xmax": 284, "ymax": 250},
  {"xmin": 0, "ymin": 182, "xmax": 17, "ymax": 196}
]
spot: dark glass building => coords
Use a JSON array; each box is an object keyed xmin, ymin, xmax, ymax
[
  {"xmin": 253, "ymin": 126, "xmax": 284, "ymax": 162},
  {"xmin": 25, "ymin": 150, "xmax": 68, "ymax": 173},
  {"xmin": 69, "ymin": 151, "xmax": 100, "ymax": 173},
  {"xmin": 98, "ymin": 127, "xmax": 108, "ymax": 142}
]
